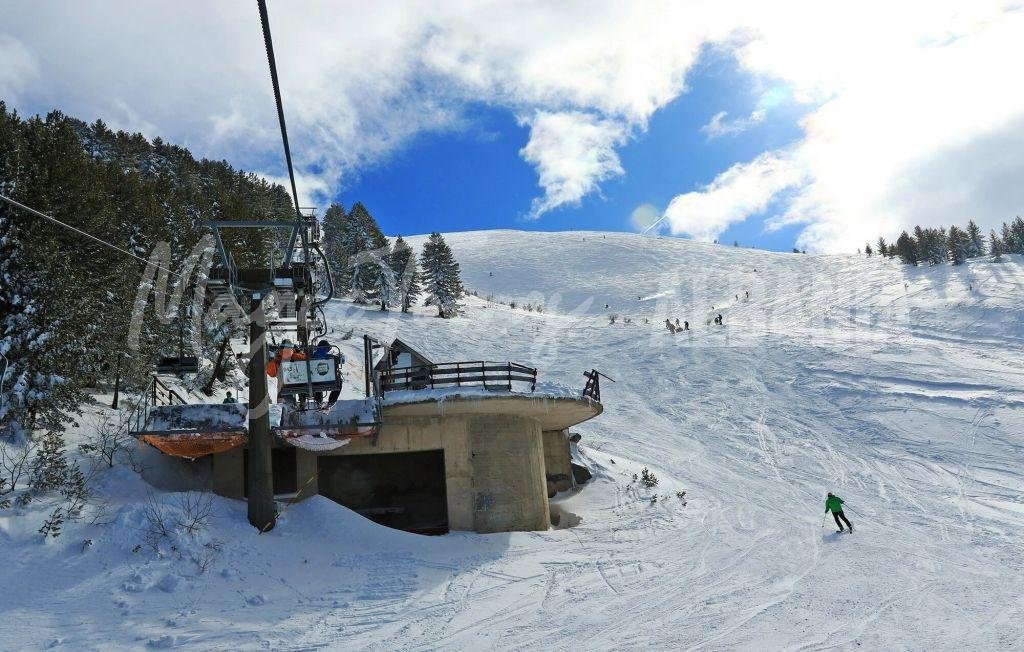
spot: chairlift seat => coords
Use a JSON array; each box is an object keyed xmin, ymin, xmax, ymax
[
  {"xmin": 277, "ymin": 355, "xmax": 344, "ymax": 395},
  {"xmin": 157, "ymin": 356, "xmax": 199, "ymax": 374}
]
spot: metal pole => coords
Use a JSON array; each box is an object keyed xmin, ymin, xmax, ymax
[{"xmin": 247, "ymin": 292, "xmax": 276, "ymax": 531}]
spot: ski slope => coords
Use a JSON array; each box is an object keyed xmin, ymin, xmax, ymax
[{"xmin": 2, "ymin": 231, "xmax": 1023, "ymax": 650}]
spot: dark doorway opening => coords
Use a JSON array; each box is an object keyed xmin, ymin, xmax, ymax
[
  {"xmin": 243, "ymin": 447, "xmax": 297, "ymax": 497},
  {"xmin": 318, "ymin": 450, "xmax": 449, "ymax": 535}
]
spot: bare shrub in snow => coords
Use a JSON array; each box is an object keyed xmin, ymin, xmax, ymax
[
  {"xmin": 143, "ymin": 491, "xmax": 172, "ymax": 550},
  {"xmin": 608, "ymin": 314, "xmax": 618, "ymax": 324},
  {"xmin": 0, "ymin": 436, "xmax": 35, "ymax": 493},
  {"xmin": 509, "ymin": 300, "xmax": 517, "ymax": 309},
  {"xmin": 193, "ymin": 540, "xmax": 224, "ymax": 574},
  {"xmin": 79, "ymin": 411, "xmax": 134, "ymax": 469},
  {"xmin": 640, "ymin": 467, "xmax": 659, "ymax": 488},
  {"xmin": 174, "ymin": 492, "xmax": 213, "ymax": 536},
  {"xmin": 143, "ymin": 490, "xmax": 215, "ymax": 553}
]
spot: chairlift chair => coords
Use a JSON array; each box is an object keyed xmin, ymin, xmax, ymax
[
  {"xmin": 156, "ymin": 356, "xmax": 199, "ymax": 375},
  {"xmin": 275, "ymin": 345, "xmax": 345, "ymax": 397}
]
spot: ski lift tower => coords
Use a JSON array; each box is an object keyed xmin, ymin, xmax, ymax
[{"xmin": 204, "ymin": 216, "xmax": 319, "ymax": 532}]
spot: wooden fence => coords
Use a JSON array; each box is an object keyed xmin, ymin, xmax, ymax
[{"xmin": 378, "ymin": 361, "xmax": 537, "ymax": 394}]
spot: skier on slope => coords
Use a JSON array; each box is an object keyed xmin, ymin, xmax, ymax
[{"xmin": 825, "ymin": 492, "xmax": 853, "ymax": 532}]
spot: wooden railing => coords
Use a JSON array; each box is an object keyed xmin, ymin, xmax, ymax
[
  {"xmin": 129, "ymin": 375, "xmax": 189, "ymax": 436},
  {"xmin": 378, "ymin": 361, "xmax": 537, "ymax": 395}
]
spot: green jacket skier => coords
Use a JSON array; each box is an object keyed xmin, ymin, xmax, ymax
[{"xmin": 825, "ymin": 492, "xmax": 853, "ymax": 532}]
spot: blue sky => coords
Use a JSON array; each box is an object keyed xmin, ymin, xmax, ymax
[
  {"xmin": 337, "ymin": 50, "xmax": 809, "ymax": 252},
  {"xmin": 3, "ymin": 1, "xmax": 1021, "ymax": 253}
]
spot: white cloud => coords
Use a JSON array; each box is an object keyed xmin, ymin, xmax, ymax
[
  {"xmin": 0, "ymin": 35, "xmax": 39, "ymax": 102},
  {"xmin": 664, "ymin": 152, "xmax": 803, "ymax": 241},
  {"xmin": 667, "ymin": 1, "xmax": 1024, "ymax": 251},
  {"xmin": 701, "ymin": 109, "xmax": 765, "ymax": 138},
  {"xmin": 519, "ymin": 111, "xmax": 628, "ymax": 218},
  {"xmin": 3, "ymin": 1, "xmax": 1023, "ymax": 247}
]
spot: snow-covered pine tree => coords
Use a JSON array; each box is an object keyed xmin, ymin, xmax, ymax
[
  {"xmin": 420, "ymin": 232, "xmax": 463, "ymax": 318},
  {"xmin": 876, "ymin": 237, "xmax": 888, "ymax": 257},
  {"xmin": 370, "ymin": 240, "xmax": 395, "ymax": 311},
  {"xmin": 894, "ymin": 231, "xmax": 918, "ymax": 265},
  {"xmin": 864, "ymin": 243, "xmax": 873, "ymax": 256},
  {"xmin": 0, "ymin": 112, "xmax": 82, "ymax": 440},
  {"xmin": 321, "ymin": 202, "xmax": 347, "ymax": 283},
  {"xmin": 947, "ymin": 225, "xmax": 970, "ymax": 265},
  {"xmin": 1010, "ymin": 216, "xmax": 1024, "ymax": 255},
  {"xmin": 344, "ymin": 202, "xmax": 389, "ymax": 302},
  {"xmin": 1000, "ymin": 222, "xmax": 1014, "ymax": 254},
  {"xmin": 965, "ymin": 220, "xmax": 984, "ymax": 258},
  {"xmin": 989, "ymin": 229, "xmax": 1003, "ymax": 261},
  {"xmin": 389, "ymin": 235, "xmax": 421, "ymax": 313}
]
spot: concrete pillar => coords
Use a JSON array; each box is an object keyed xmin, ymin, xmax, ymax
[
  {"xmin": 295, "ymin": 448, "xmax": 318, "ymax": 499},
  {"xmin": 468, "ymin": 414, "xmax": 549, "ymax": 533},
  {"xmin": 542, "ymin": 429, "xmax": 573, "ymax": 495},
  {"xmin": 212, "ymin": 448, "xmax": 245, "ymax": 499},
  {"xmin": 442, "ymin": 418, "xmax": 474, "ymax": 531}
]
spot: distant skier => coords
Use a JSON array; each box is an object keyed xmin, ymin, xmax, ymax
[
  {"xmin": 825, "ymin": 492, "xmax": 853, "ymax": 532},
  {"xmin": 674, "ymin": 318, "xmax": 680, "ymax": 329},
  {"xmin": 745, "ymin": 290, "xmax": 749, "ymax": 299},
  {"xmin": 683, "ymin": 320, "xmax": 689, "ymax": 331}
]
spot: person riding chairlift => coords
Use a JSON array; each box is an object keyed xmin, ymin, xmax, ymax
[
  {"xmin": 309, "ymin": 339, "xmax": 343, "ymax": 405},
  {"xmin": 266, "ymin": 339, "xmax": 306, "ymax": 403}
]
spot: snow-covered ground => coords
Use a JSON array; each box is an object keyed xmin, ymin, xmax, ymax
[{"xmin": 2, "ymin": 230, "xmax": 1022, "ymax": 650}]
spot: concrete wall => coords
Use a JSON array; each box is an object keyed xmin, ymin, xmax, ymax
[
  {"xmin": 321, "ymin": 415, "xmax": 475, "ymax": 530},
  {"xmin": 468, "ymin": 415, "xmax": 549, "ymax": 533},
  {"xmin": 542, "ymin": 429, "xmax": 573, "ymax": 495},
  {"xmin": 212, "ymin": 448, "xmax": 244, "ymax": 498},
  {"xmin": 207, "ymin": 402, "xmax": 560, "ymax": 533}
]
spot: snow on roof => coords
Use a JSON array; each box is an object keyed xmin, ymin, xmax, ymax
[
  {"xmin": 380, "ymin": 380, "xmax": 586, "ymax": 407},
  {"xmin": 145, "ymin": 403, "xmax": 283, "ymax": 433}
]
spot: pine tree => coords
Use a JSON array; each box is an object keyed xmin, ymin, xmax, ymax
[
  {"xmin": 877, "ymin": 237, "xmax": 888, "ymax": 257},
  {"xmin": 0, "ymin": 102, "xmax": 294, "ymax": 436},
  {"xmin": 390, "ymin": 235, "xmax": 421, "ymax": 313},
  {"xmin": 321, "ymin": 202, "xmax": 347, "ymax": 283},
  {"xmin": 370, "ymin": 240, "xmax": 395, "ymax": 311},
  {"xmin": 989, "ymin": 229, "xmax": 1003, "ymax": 261},
  {"xmin": 343, "ymin": 202, "xmax": 389, "ymax": 302},
  {"xmin": 864, "ymin": 243, "xmax": 873, "ymax": 256},
  {"xmin": 894, "ymin": 231, "xmax": 918, "ymax": 265},
  {"xmin": 965, "ymin": 220, "xmax": 984, "ymax": 258},
  {"xmin": 947, "ymin": 225, "xmax": 970, "ymax": 265},
  {"xmin": 1001, "ymin": 222, "xmax": 1014, "ymax": 253},
  {"xmin": 1010, "ymin": 216, "xmax": 1024, "ymax": 255},
  {"xmin": 420, "ymin": 232, "xmax": 463, "ymax": 318}
]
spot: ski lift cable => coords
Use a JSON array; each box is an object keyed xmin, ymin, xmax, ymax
[
  {"xmin": 256, "ymin": 0, "xmax": 302, "ymax": 222},
  {"xmin": 0, "ymin": 193, "xmax": 181, "ymax": 278}
]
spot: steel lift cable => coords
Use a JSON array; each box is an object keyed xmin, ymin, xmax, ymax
[
  {"xmin": 0, "ymin": 193, "xmax": 181, "ymax": 278},
  {"xmin": 257, "ymin": 0, "xmax": 302, "ymax": 222}
]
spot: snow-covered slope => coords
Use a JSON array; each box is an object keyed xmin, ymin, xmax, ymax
[{"xmin": 2, "ymin": 231, "xmax": 1022, "ymax": 650}]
